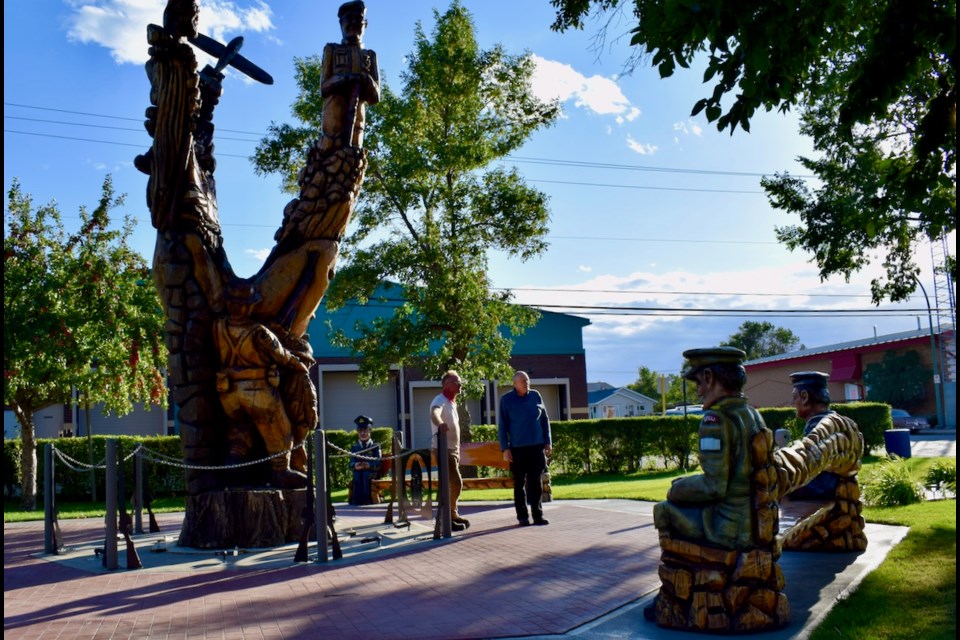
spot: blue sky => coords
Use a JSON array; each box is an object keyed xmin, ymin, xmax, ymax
[{"xmin": 4, "ymin": 1, "xmax": 949, "ymax": 388}]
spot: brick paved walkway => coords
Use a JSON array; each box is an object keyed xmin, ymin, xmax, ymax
[{"xmin": 4, "ymin": 501, "xmax": 664, "ymax": 640}]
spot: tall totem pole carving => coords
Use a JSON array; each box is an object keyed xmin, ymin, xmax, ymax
[{"xmin": 138, "ymin": 0, "xmax": 378, "ymax": 504}]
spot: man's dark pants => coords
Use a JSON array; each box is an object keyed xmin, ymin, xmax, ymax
[{"xmin": 510, "ymin": 445, "xmax": 546, "ymax": 521}]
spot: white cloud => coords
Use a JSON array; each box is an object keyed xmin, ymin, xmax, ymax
[
  {"xmin": 625, "ymin": 134, "xmax": 657, "ymax": 155},
  {"xmin": 245, "ymin": 247, "xmax": 271, "ymax": 262},
  {"xmin": 507, "ymin": 260, "xmax": 925, "ymax": 384},
  {"xmin": 530, "ymin": 54, "xmax": 640, "ymax": 123},
  {"xmin": 578, "ymin": 265, "xmax": 592, "ymax": 273},
  {"xmin": 65, "ymin": 0, "xmax": 275, "ymax": 65},
  {"xmin": 673, "ymin": 120, "xmax": 703, "ymax": 137}
]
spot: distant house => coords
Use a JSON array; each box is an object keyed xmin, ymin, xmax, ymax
[
  {"xmin": 744, "ymin": 326, "xmax": 956, "ymax": 428},
  {"xmin": 587, "ymin": 386, "xmax": 657, "ymax": 419}
]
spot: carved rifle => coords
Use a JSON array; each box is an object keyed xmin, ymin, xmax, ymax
[
  {"xmin": 144, "ymin": 485, "xmax": 161, "ymax": 534},
  {"xmin": 117, "ymin": 444, "xmax": 143, "ymax": 570},
  {"xmin": 294, "ymin": 438, "xmax": 315, "ymax": 562},
  {"xmin": 324, "ymin": 445, "xmax": 343, "ymax": 560}
]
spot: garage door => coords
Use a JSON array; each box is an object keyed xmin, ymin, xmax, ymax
[
  {"xmin": 320, "ymin": 370, "xmax": 397, "ymax": 432},
  {"xmin": 495, "ymin": 383, "xmax": 563, "ymax": 421},
  {"xmin": 409, "ymin": 387, "xmax": 483, "ymax": 451}
]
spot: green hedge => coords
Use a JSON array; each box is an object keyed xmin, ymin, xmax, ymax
[
  {"xmin": 3, "ymin": 403, "xmax": 892, "ymax": 498},
  {"xmin": 471, "ymin": 401, "xmax": 891, "ymax": 477},
  {"xmin": 3, "ymin": 428, "xmax": 395, "ymax": 501}
]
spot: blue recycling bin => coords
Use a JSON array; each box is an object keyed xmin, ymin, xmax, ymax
[{"xmin": 884, "ymin": 429, "xmax": 912, "ymax": 458}]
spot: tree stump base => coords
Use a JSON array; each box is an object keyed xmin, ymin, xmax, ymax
[
  {"xmin": 179, "ymin": 489, "xmax": 309, "ymax": 549},
  {"xmin": 654, "ymin": 534, "xmax": 790, "ymax": 633},
  {"xmin": 781, "ymin": 478, "xmax": 868, "ymax": 552}
]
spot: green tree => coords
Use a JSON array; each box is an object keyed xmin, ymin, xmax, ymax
[
  {"xmin": 628, "ymin": 365, "xmax": 684, "ymax": 409},
  {"xmin": 550, "ymin": 0, "xmax": 956, "ymax": 303},
  {"xmin": 863, "ymin": 350, "xmax": 929, "ymax": 410},
  {"xmin": 4, "ymin": 177, "xmax": 167, "ymax": 510},
  {"xmin": 721, "ymin": 321, "xmax": 803, "ymax": 360},
  {"xmin": 254, "ymin": 2, "xmax": 560, "ymax": 394}
]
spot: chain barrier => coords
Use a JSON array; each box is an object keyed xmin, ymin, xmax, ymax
[
  {"xmin": 136, "ymin": 441, "xmax": 305, "ymax": 471},
  {"xmin": 50, "ymin": 433, "xmax": 420, "ymax": 473},
  {"xmin": 326, "ymin": 440, "xmax": 410, "ymax": 462}
]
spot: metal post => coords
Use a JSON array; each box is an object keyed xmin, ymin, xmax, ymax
[
  {"xmin": 315, "ymin": 429, "xmax": 329, "ymax": 563},
  {"xmin": 916, "ymin": 279, "xmax": 946, "ymax": 429},
  {"xmin": 134, "ymin": 449, "xmax": 144, "ymax": 534},
  {"xmin": 103, "ymin": 439, "xmax": 118, "ymax": 570},
  {"xmin": 437, "ymin": 434, "xmax": 452, "ymax": 539},
  {"xmin": 43, "ymin": 444, "xmax": 56, "ymax": 554}
]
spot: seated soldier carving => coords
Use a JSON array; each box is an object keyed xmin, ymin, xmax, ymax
[
  {"xmin": 787, "ymin": 371, "xmax": 840, "ymax": 500},
  {"xmin": 652, "ymin": 347, "xmax": 765, "ymax": 549},
  {"xmin": 645, "ymin": 346, "xmax": 765, "ymax": 624}
]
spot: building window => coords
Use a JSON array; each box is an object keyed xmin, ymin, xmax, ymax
[{"xmin": 844, "ymin": 383, "xmax": 863, "ymax": 401}]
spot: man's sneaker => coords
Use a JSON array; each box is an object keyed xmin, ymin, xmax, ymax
[
  {"xmin": 518, "ymin": 518, "xmax": 531, "ymax": 526},
  {"xmin": 452, "ymin": 521, "xmax": 468, "ymax": 532},
  {"xmin": 453, "ymin": 516, "xmax": 471, "ymax": 528},
  {"xmin": 533, "ymin": 517, "xmax": 550, "ymax": 526}
]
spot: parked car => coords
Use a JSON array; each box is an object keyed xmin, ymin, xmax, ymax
[
  {"xmin": 664, "ymin": 404, "xmax": 705, "ymax": 416},
  {"xmin": 891, "ymin": 409, "xmax": 930, "ymax": 434}
]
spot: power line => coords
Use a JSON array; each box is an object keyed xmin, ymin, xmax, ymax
[
  {"xmin": 548, "ymin": 234, "xmax": 778, "ymax": 245},
  {"xmin": 526, "ymin": 303, "xmax": 932, "ymax": 317},
  {"xmin": 3, "ymin": 102, "xmax": 266, "ymax": 136},
  {"xmin": 3, "ymin": 130, "xmax": 252, "ymax": 159},
  {"xmin": 5, "ymin": 102, "xmax": 808, "ymax": 180},
  {"xmin": 495, "ymin": 286, "xmax": 879, "ymax": 299},
  {"xmin": 506, "ymin": 156, "xmax": 814, "ymax": 179},
  {"xmin": 5, "ymin": 115, "xmax": 263, "ymax": 143},
  {"xmin": 529, "ymin": 178, "xmax": 763, "ymax": 195},
  {"xmin": 5, "ymin": 126, "xmax": 772, "ymax": 195},
  {"xmin": 337, "ymin": 299, "xmax": 935, "ymax": 318}
]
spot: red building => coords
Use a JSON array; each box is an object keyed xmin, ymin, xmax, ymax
[{"xmin": 744, "ymin": 326, "xmax": 956, "ymax": 428}]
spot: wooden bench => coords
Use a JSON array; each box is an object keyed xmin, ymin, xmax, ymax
[
  {"xmin": 371, "ymin": 441, "xmax": 552, "ymax": 513},
  {"xmin": 652, "ymin": 414, "xmax": 867, "ymax": 633}
]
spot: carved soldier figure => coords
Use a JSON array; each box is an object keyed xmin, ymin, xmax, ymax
[
  {"xmin": 320, "ymin": 0, "xmax": 380, "ymax": 152},
  {"xmin": 788, "ymin": 371, "xmax": 842, "ymax": 499},
  {"xmin": 653, "ymin": 347, "xmax": 765, "ymax": 549},
  {"xmin": 213, "ymin": 281, "xmax": 310, "ymax": 488}
]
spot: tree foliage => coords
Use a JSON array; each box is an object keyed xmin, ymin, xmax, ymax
[
  {"xmin": 627, "ymin": 365, "xmax": 686, "ymax": 408},
  {"xmin": 721, "ymin": 321, "xmax": 803, "ymax": 360},
  {"xmin": 863, "ymin": 349, "xmax": 929, "ymax": 410},
  {"xmin": 254, "ymin": 2, "xmax": 560, "ymax": 393},
  {"xmin": 551, "ymin": 0, "xmax": 956, "ymax": 303},
  {"xmin": 4, "ymin": 177, "xmax": 167, "ymax": 509}
]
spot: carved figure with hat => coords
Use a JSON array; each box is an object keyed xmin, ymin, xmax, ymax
[
  {"xmin": 788, "ymin": 371, "xmax": 842, "ymax": 499},
  {"xmin": 652, "ymin": 346, "xmax": 765, "ymax": 548},
  {"xmin": 348, "ymin": 414, "xmax": 382, "ymax": 505},
  {"xmin": 320, "ymin": 0, "xmax": 380, "ymax": 152}
]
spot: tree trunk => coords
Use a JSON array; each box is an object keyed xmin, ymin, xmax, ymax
[{"xmin": 13, "ymin": 404, "xmax": 37, "ymax": 511}]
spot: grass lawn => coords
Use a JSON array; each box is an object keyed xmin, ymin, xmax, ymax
[{"xmin": 4, "ymin": 457, "xmax": 954, "ymax": 639}]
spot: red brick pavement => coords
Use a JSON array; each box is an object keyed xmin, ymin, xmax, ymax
[{"xmin": 4, "ymin": 501, "xmax": 664, "ymax": 640}]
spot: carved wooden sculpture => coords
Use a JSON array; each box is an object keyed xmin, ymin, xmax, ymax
[
  {"xmin": 649, "ymin": 349, "xmax": 867, "ymax": 633},
  {"xmin": 138, "ymin": 0, "xmax": 375, "ymax": 546}
]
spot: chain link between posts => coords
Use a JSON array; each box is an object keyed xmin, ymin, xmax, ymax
[{"xmin": 49, "ymin": 432, "xmax": 415, "ymax": 474}]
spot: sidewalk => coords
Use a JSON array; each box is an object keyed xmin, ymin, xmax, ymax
[{"xmin": 4, "ymin": 499, "xmax": 908, "ymax": 640}]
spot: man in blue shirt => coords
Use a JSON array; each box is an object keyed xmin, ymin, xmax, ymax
[{"xmin": 499, "ymin": 371, "xmax": 552, "ymax": 526}]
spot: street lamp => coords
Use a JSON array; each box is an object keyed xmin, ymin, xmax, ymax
[{"xmin": 914, "ymin": 278, "xmax": 946, "ymax": 429}]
